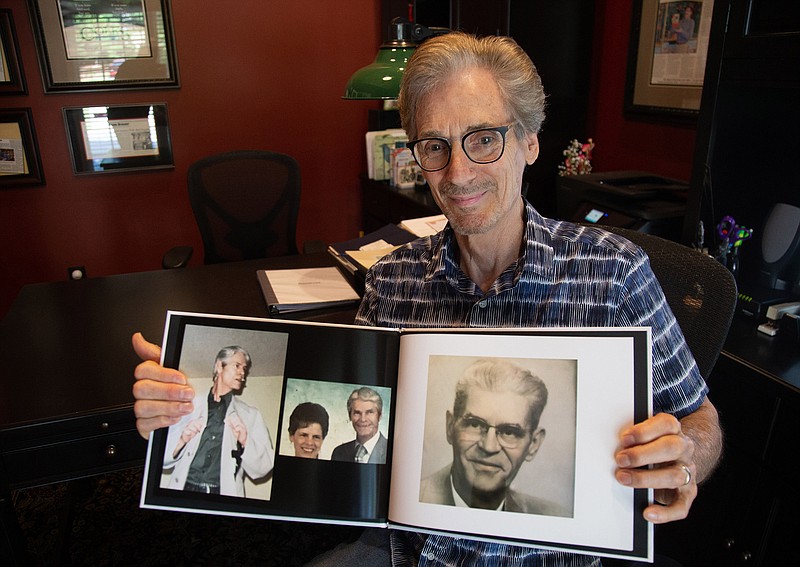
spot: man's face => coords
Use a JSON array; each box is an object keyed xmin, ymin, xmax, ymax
[
  {"xmin": 446, "ymin": 387, "xmax": 544, "ymax": 503},
  {"xmin": 290, "ymin": 423, "xmax": 324, "ymax": 459},
  {"xmin": 214, "ymin": 352, "xmax": 248, "ymax": 396},
  {"xmin": 349, "ymin": 398, "xmax": 381, "ymax": 443},
  {"xmin": 414, "ymin": 67, "xmax": 539, "ymax": 236}
]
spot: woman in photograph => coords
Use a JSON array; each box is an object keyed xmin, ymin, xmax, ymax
[{"xmin": 288, "ymin": 402, "xmax": 330, "ymax": 459}]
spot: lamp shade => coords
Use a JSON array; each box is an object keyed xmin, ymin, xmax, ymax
[{"xmin": 343, "ymin": 45, "xmax": 415, "ymax": 100}]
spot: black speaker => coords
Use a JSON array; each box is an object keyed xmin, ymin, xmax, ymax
[{"xmin": 758, "ymin": 203, "xmax": 800, "ymax": 291}]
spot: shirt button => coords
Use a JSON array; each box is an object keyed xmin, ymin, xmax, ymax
[{"xmin": 478, "ymin": 300, "xmax": 488, "ymax": 308}]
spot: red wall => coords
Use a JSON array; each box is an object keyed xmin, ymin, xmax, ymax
[
  {"xmin": 0, "ymin": 0, "xmax": 381, "ymax": 316},
  {"xmin": 587, "ymin": 0, "xmax": 698, "ymax": 178},
  {"xmin": 0, "ymin": 1, "xmax": 699, "ymax": 318}
]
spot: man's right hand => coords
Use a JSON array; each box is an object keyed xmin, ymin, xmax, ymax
[{"xmin": 132, "ymin": 332, "xmax": 196, "ymax": 439}]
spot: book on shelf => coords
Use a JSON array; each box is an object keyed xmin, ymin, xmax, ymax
[
  {"xmin": 141, "ymin": 311, "xmax": 653, "ymax": 562},
  {"xmin": 327, "ymin": 223, "xmax": 418, "ymax": 277},
  {"xmin": 366, "ymin": 129, "xmax": 408, "ymax": 181},
  {"xmin": 390, "ymin": 146, "xmax": 419, "ymax": 189},
  {"xmin": 256, "ymin": 266, "xmax": 360, "ymax": 314}
]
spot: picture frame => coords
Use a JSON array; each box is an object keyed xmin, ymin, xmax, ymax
[
  {"xmin": 0, "ymin": 108, "xmax": 44, "ymax": 188},
  {"xmin": 27, "ymin": 0, "xmax": 179, "ymax": 93},
  {"xmin": 62, "ymin": 102, "xmax": 174, "ymax": 174},
  {"xmin": 625, "ymin": 0, "xmax": 715, "ymax": 118},
  {"xmin": 0, "ymin": 9, "xmax": 28, "ymax": 95}
]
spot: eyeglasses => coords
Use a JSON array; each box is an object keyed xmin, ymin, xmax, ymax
[
  {"xmin": 455, "ymin": 415, "xmax": 530, "ymax": 449},
  {"xmin": 407, "ymin": 124, "xmax": 513, "ymax": 172}
]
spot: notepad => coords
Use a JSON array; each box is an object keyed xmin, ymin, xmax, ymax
[{"xmin": 257, "ymin": 267, "xmax": 360, "ymax": 314}]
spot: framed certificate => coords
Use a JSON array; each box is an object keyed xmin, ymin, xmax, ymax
[
  {"xmin": 0, "ymin": 9, "xmax": 27, "ymax": 95},
  {"xmin": 625, "ymin": 0, "xmax": 715, "ymax": 118},
  {"xmin": 63, "ymin": 103, "xmax": 174, "ymax": 174},
  {"xmin": 28, "ymin": 0, "xmax": 179, "ymax": 92},
  {"xmin": 0, "ymin": 108, "xmax": 44, "ymax": 187}
]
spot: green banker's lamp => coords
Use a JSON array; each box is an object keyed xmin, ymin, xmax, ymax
[{"xmin": 343, "ymin": 17, "xmax": 449, "ymax": 100}]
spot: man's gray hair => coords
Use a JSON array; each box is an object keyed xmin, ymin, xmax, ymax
[
  {"xmin": 347, "ymin": 386, "xmax": 383, "ymax": 416},
  {"xmin": 453, "ymin": 359, "xmax": 548, "ymax": 430},
  {"xmin": 212, "ymin": 345, "xmax": 252, "ymax": 380},
  {"xmin": 398, "ymin": 31, "xmax": 546, "ymax": 141}
]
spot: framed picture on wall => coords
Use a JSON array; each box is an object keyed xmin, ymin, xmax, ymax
[
  {"xmin": 0, "ymin": 108, "xmax": 44, "ymax": 187},
  {"xmin": 625, "ymin": 0, "xmax": 715, "ymax": 118},
  {"xmin": 27, "ymin": 0, "xmax": 179, "ymax": 93},
  {"xmin": 63, "ymin": 103, "xmax": 174, "ymax": 174},
  {"xmin": 0, "ymin": 9, "xmax": 27, "ymax": 95}
]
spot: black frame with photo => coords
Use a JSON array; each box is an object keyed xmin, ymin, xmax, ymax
[
  {"xmin": 0, "ymin": 9, "xmax": 27, "ymax": 95},
  {"xmin": 62, "ymin": 102, "xmax": 174, "ymax": 174},
  {"xmin": 0, "ymin": 108, "xmax": 44, "ymax": 188},
  {"xmin": 27, "ymin": 0, "xmax": 179, "ymax": 93},
  {"xmin": 625, "ymin": 0, "xmax": 711, "ymax": 119}
]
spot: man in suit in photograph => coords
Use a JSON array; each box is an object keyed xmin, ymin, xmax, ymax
[
  {"xmin": 331, "ymin": 386, "xmax": 388, "ymax": 464},
  {"xmin": 419, "ymin": 359, "xmax": 568, "ymax": 516}
]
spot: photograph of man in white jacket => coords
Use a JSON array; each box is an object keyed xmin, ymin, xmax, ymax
[{"xmin": 162, "ymin": 345, "xmax": 274, "ymax": 497}]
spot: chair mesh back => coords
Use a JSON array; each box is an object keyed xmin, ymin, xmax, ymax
[
  {"xmin": 187, "ymin": 150, "xmax": 300, "ymax": 264},
  {"xmin": 602, "ymin": 226, "xmax": 738, "ymax": 379}
]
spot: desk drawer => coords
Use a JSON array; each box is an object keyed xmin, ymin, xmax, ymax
[
  {"xmin": 2, "ymin": 429, "xmax": 146, "ymax": 489},
  {"xmin": 0, "ymin": 407, "xmax": 147, "ymax": 489}
]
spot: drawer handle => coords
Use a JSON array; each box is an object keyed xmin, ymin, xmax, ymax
[{"xmin": 105, "ymin": 444, "xmax": 117, "ymax": 458}]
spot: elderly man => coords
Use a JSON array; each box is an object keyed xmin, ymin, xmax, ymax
[
  {"xmin": 331, "ymin": 387, "xmax": 388, "ymax": 464},
  {"xmin": 420, "ymin": 358, "xmax": 568, "ymax": 516},
  {"xmin": 162, "ymin": 346, "xmax": 274, "ymax": 497},
  {"xmin": 134, "ymin": 31, "xmax": 721, "ymax": 566}
]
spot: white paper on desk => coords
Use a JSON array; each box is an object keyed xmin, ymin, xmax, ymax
[
  {"xmin": 262, "ymin": 267, "xmax": 359, "ymax": 306},
  {"xmin": 346, "ymin": 245, "xmax": 401, "ymax": 270},
  {"xmin": 400, "ymin": 214, "xmax": 448, "ymax": 237}
]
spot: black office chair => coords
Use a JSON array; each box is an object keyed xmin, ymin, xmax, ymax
[
  {"xmin": 163, "ymin": 150, "xmax": 301, "ymax": 268},
  {"xmin": 595, "ymin": 226, "xmax": 737, "ymax": 567},
  {"xmin": 598, "ymin": 226, "xmax": 738, "ymax": 380}
]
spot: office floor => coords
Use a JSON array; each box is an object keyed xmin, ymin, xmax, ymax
[{"xmin": 13, "ymin": 467, "xmax": 361, "ymax": 566}]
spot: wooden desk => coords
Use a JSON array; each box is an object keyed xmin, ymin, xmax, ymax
[{"xmin": 0, "ymin": 253, "xmax": 356, "ymax": 564}]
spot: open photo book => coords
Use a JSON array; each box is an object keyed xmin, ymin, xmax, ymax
[{"xmin": 141, "ymin": 311, "xmax": 654, "ymax": 562}]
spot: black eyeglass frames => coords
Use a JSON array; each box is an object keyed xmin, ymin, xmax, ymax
[{"xmin": 406, "ymin": 124, "xmax": 514, "ymax": 172}]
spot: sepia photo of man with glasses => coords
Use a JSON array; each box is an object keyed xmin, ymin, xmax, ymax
[{"xmin": 419, "ymin": 358, "xmax": 569, "ymax": 516}]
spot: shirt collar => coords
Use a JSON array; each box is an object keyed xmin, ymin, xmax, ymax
[
  {"xmin": 448, "ymin": 470, "xmax": 505, "ymax": 511},
  {"xmin": 359, "ymin": 431, "xmax": 381, "ymax": 455},
  {"xmin": 425, "ymin": 200, "xmax": 555, "ymax": 292}
]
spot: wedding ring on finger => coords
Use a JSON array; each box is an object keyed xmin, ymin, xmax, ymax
[{"xmin": 680, "ymin": 464, "xmax": 692, "ymax": 486}]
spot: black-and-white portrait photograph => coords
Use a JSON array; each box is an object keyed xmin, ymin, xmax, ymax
[
  {"xmin": 419, "ymin": 355, "xmax": 576, "ymax": 517},
  {"xmin": 159, "ymin": 324, "xmax": 288, "ymax": 501}
]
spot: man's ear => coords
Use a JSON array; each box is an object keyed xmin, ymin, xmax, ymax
[
  {"xmin": 525, "ymin": 428, "xmax": 546, "ymax": 462},
  {"xmin": 445, "ymin": 410, "xmax": 455, "ymax": 446},
  {"xmin": 523, "ymin": 132, "xmax": 540, "ymax": 166}
]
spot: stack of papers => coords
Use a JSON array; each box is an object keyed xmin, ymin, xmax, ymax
[
  {"xmin": 328, "ymin": 224, "xmax": 418, "ymax": 275},
  {"xmin": 400, "ymin": 214, "xmax": 448, "ymax": 237},
  {"xmin": 257, "ymin": 267, "xmax": 360, "ymax": 314}
]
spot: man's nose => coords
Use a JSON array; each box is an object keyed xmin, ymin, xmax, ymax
[
  {"xmin": 443, "ymin": 145, "xmax": 476, "ymax": 185},
  {"xmin": 478, "ymin": 428, "xmax": 502, "ymax": 453}
]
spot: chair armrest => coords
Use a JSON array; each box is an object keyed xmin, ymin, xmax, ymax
[{"xmin": 162, "ymin": 246, "xmax": 193, "ymax": 269}]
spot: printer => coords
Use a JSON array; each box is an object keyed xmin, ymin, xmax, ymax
[{"xmin": 557, "ymin": 171, "xmax": 688, "ymax": 242}]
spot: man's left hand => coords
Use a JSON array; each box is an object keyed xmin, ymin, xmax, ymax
[
  {"xmin": 614, "ymin": 412, "xmax": 698, "ymax": 524},
  {"xmin": 226, "ymin": 412, "xmax": 248, "ymax": 446}
]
